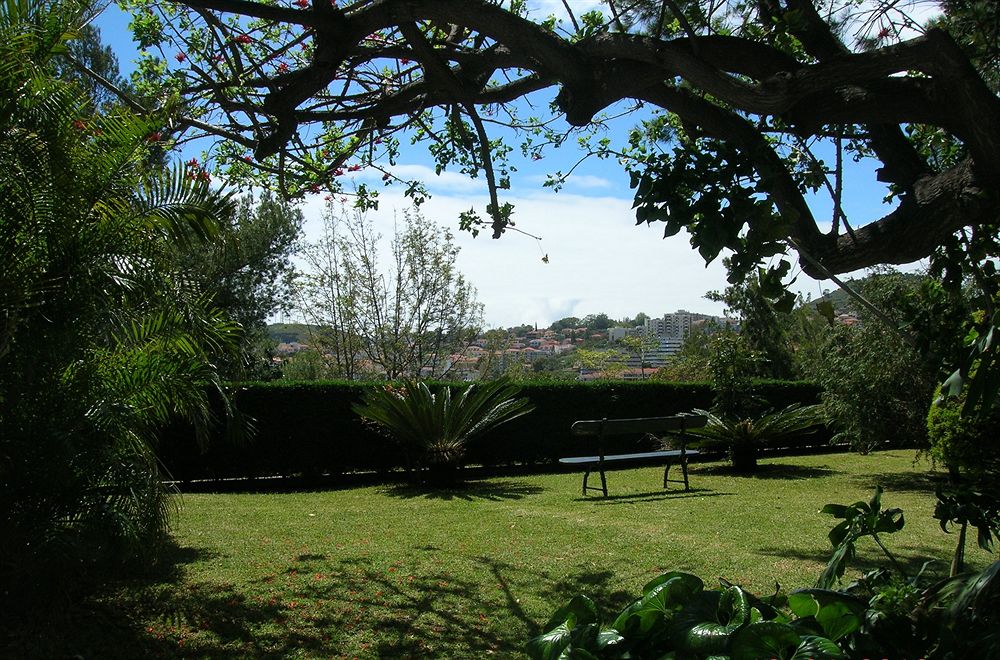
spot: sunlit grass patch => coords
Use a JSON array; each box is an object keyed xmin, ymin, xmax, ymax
[{"xmin": 7, "ymin": 451, "xmax": 986, "ymax": 658}]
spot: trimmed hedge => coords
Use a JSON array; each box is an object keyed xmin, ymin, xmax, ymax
[{"xmin": 158, "ymin": 380, "xmax": 824, "ymax": 482}]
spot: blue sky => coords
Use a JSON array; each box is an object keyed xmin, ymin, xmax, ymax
[{"xmin": 94, "ymin": 1, "xmax": 931, "ymax": 328}]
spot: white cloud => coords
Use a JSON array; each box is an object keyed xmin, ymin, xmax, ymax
[
  {"xmin": 298, "ymin": 186, "xmax": 737, "ymax": 328},
  {"xmin": 525, "ymin": 173, "xmax": 614, "ymax": 191}
]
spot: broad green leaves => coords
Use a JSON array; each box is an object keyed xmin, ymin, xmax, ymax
[
  {"xmin": 817, "ymin": 487, "xmax": 905, "ymax": 590},
  {"xmin": 352, "ymin": 379, "xmax": 535, "ymax": 477},
  {"xmin": 526, "ymin": 571, "xmax": 857, "ymax": 660}
]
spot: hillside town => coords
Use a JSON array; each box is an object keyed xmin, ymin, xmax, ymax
[{"xmin": 271, "ymin": 309, "xmax": 737, "ymax": 381}]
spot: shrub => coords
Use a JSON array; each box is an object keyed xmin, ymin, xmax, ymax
[
  {"xmin": 528, "ymin": 488, "xmax": 1000, "ymax": 659},
  {"xmin": 686, "ymin": 403, "xmax": 826, "ymax": 474},
  {"xmin": 157, "ymin": 380, "xmax": 825, "ymax": 481},
  {"xmin": 926, "ymin": 387, "xmax": 1000, "ymax": 483},
  {"xmin": 351, "ymin": 380, "xmax": 534, "ymax": 485}
]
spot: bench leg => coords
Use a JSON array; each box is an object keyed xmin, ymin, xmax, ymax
[
  {"xmin": 663, "ymin": 460, "xmax": 692, "ymax": 491},
  {"xmin": 599, "ymin": 468, "xmax": 608, "ymax": 497},
  {"xmin": 582, "ymin": 469, "xmax": 590, "ymax": 496}
]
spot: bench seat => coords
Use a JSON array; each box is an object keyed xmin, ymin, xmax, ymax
[
  {"xmin": 561, "ymin": 414, "xmax": 706, "ymax": 496},
  {"xmin": 559, "ymin": 448, "xmax": 700, "ymax": 466}
]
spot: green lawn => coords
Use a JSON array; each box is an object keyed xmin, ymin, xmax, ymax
[{"xmin": 9, "ymin": 451, "xmax": 989, "ymax": 658}]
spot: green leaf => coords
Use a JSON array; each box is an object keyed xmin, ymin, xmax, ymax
[
  {"xmin": 788, "ymin": 590, "xmax": 864, "ymax": 641},
  {"xmin": 731, "ymin": 622, "xmax": 802, "ymax": 660},
  {"xmin": 790, "ymin": 635, "xmax": 845, "ymax": 660},
  {"xmin": 612, "ymin": 573, "xmax": 702, "ymax": 637},
  {"xmin": 526, "ymin": 595, "xmax": 600, "ymax": 660},
  {"xmin": 816, "ymin": 542, "xmax": 854, "ymax": 590},
  {"xmin": 816, "ymin": 300, "xmax": 836, "ymax": 325}
]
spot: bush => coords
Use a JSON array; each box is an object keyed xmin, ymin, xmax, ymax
[
  {"xmin": 528, "ymin": 488, "xmax": 1000, "ymax": 660},
  {"xmin": 351, "ymin": 380, "xmax": 534, "ymax": 485},
  {"xmin": 926, "ymin": 387, "xmax": 1000, "ymax": 483},
  {"xmin": 158, "ymin": 380, "xmax": 825, "ymax": 481}
]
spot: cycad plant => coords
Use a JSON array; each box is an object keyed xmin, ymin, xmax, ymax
[
  {"xmin": 353, "ymin": 380, "xmax": 534, "ymax": 484},
  {"xmin": 686, "ymin": 404, "xmax": 826, "ymax": 473},
  {"xmin": 0, "ymin": 0, "xmax": 240, "ymax": 610}
]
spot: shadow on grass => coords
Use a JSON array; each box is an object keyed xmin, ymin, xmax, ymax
[
  {"xmin": 693, "ymin": 463, "xmax": 840, "ymax": 480},
  {"xmin": 573, "ymin": 488, "xmax": 732, "ymax": 505},
  {"xmin": 533, "ymin": 566, "xmax": 636, "ymax": 620},
  {"xmin": 852, "ymin": 470, "xmax": 947, "ymax": 494},
  {"xmin": 378, "ymin": 478, "xmax": 544, "ymax": 501},
  {"xmin": 0, "ymin": 541, "xmax": 241, "ymax": 659},
  {"xmin": 757, "ymin": 543, "xmax": 951, "ymax": 581}
]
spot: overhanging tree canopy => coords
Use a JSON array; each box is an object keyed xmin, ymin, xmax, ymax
[{"xmin": 115, "ymin": 0, "xmax": 999, "ymax": 285}]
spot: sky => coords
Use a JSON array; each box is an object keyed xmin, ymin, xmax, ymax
[{"xmin": 94, "ymin": 1, "xmax": 937, "ymax": 329}]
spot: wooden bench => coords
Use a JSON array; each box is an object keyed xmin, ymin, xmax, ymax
[{"xmin": 560, "ymin": 414, "xmax": 707, "ymax": 497}]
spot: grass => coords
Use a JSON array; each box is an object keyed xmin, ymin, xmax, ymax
[{"xmin": 5, "ymin": 451, "xmax": 990, "ymax": 658}]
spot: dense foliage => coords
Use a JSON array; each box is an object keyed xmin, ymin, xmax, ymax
[
  {"xmin": 0, "ymin": 0, "xmax": 239, "ymax": 611},
  {"xmin": 157, "ymin": 380, "xmax": 823, "ymax": 481},
  {"xmin": 169, "ymin": 192, "xmax": 303, "ymax": 379},
  {"xmin": 802, "ymin": 272, "xmax": 969, "ymax": 452},
  {"xmin": 528, "ymin": 488, "xmax": 1000, "ymax": 659},
  {"xmin": 352, "ymin": 379, "xmax": 534, "ymax": 484}
]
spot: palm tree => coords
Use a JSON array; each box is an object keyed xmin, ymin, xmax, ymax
[
  {"xmin": 686, "ymin": 404, "xmax": 826, "ymax": 474},
  {"xmin": 353, "ymin": 380, "xmax": 535, "ymax": 485},
  {"xmin": 0, "ymin": 0, "xmax": 240, "ymax": 607}
]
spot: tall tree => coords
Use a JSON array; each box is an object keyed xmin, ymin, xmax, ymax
[
  {"xmin": 170, "ymin": 191, "xmax": 303, "ymax": 378},
  {"xmin": 1, "ymin": 0, "xmax": 238, "ymax": 608},
  {"xmin": 114, "ymin": 0, "xmax": 999, "ymax": 286},
  {"xmin": 296, "ymin": 206, "xmax": 483, "ymax": 379},
  {"xmin": 708, "ymin": 269, "xmax": 798, "ymax": 379}
]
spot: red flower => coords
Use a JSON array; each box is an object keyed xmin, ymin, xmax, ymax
[
  {"xmin": 333, "ymin": 168, "xmax": 344, "ymax": 176},
  {"xmin": 187, "ymin": 158, "xmax": 200, "ymax": 168},
  {"xmin": 175, "ymin": 52, "xmax": 186, "ymax": 62},
  {"xmin": 348, "ymin": 164, "xmax": 361, "ymax": 172},
  {"xmin": 72, "ymin": 119, "xmax": 86, "ymax": 130},
  {"xmin": 293, "ymin": 0, "xmax": 309, "ymax": 7},
  {"xmin": 877, "ymin": 27, "xmax": 890, "ymax": 39},
  {"xmin": 234, "ymin": 34, "xmax": 252, "ymax": 44},
  {"xmin": 276, "ymin": 62, "xmax": 289, "ymax": 73},
  {"xmin": 323, "ymin": 195, "xmax": 332, "ymax": 201},
  {"xmin": 146, "ymin": 131, "xmax": 162, "ymax": 142},
  {"xmin": 308, "ymin": 183, "xmax": 321, "ymax": 193},
  {"xmin": 242, "ymin": 155, "xmax": 252, "ymax": 162},
  {"xmin": 198, "ymin": 170, "xmax": 211, "ymax": 182},
  {"xmin": 400, "ymin": 58, "xmax": 411, "ymax": 65}
]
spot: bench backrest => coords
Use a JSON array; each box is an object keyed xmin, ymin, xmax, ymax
[{"xmin": 571, "ymin": 414, "xmax": 708, "ymax": 438}]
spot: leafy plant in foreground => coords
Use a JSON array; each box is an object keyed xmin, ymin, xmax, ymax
[
  {"xmin": 529, "ymin": 488, "xmax": 1000, "ymax": 659},
  {"xmin": 0, "ymin": 0, "xmax": 240, "ymax": 613},
  {"xmin": 352, "ymin": 380, "xmax": 534, "ymax": 484},
  {"xmin": 817, "ymin": 486, "xmax": 906, "ymax": 590},
  {"xmin": 934, "ymin": 488, "xmax": 1000, "ymax": 576},
  {"xmin": 527, "ymin": 570, "xmax": 861, "ymax": 659}
]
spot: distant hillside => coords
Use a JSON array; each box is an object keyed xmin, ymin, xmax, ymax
[{"xmin": 267, "ymin": 323, "xmax": 320, "ymax": 345}]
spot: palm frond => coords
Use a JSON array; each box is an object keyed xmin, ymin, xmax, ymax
[{"xmin": 352, "ymin": 380, "xmax": 534, "ymax": 470}]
